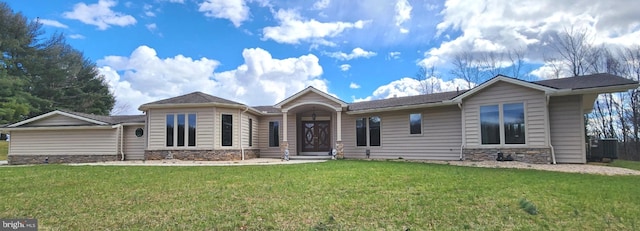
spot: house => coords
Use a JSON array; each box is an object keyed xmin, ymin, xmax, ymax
[{"xmin": 2, "ymin": 73, "xmax": 638, "ymax": 165}]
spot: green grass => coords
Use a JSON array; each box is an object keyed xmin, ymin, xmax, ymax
[
  {"xmin": 1, "ymin": 161, "xmax": 639, "ymax": 230},
  {"xmin": 0, "ymin": 141, "xmax": 7, "ymax": 161},
  {"xmin": 609, "ymin": 159, "xmax": 640, "ymax": 171}
]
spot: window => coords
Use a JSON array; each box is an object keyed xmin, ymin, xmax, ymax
[
  {"xmin": 504, "ymin": 103, "xmax": 525, "ymax": 144},
  {"xmin": 188, "ymin": 114, "xmax": 196, "ymax": 146},
  {"xmin": 269, "ymin": 121, "xmax": 279, "ymax": 147},
  {"xmin": 480, "ymin": 105, "xmax": 500, "ymax": 144},
  {"xmin": 356, "ymin": 117, "xmax": 382, "ymax": 146},
  {"xmin": 248, "ymin": 118, "xmax": 253, "ymax": 147},
  {"xmin": 409, "ymin": 113, "xmax": 422, "ymax": 134},
  {"xmin": 177, "ymin": 114, "xmax": 185, "ymax": 146},
  {"xmin": 356, "ymin": 118, "xmax": 367, "ymax": 146},
  {"xmin": 166, "ymin": 114, "xmax": 174, "ymax": 147},
  {"xmin": 166, "ymin": 113, "xmax": 197, "ymax": 147},
  {"xmin": 480, "ymin": 103, "xmax": 526, "ymax": 145},
  {"xmin": 369, "ymin": 116, "xmax": 381, "ymax": 146},
  {"xmin": 222, "ymin": 114, "xmax": 233, "ymax": 146}
]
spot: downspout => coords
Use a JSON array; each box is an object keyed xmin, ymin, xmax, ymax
[
  {"xmin": 458, "ymin": 102, "xmax": 465, "ymax": 160},
  {"xmin": 240, "ymin": 106, "xmax": 249, "ymax": 160},
  {"xmin": 115, "ymin": 124, "xmax": 124, "ymax": 161},
  {"xmin": 120, "ymin": 124, "xmax": 125, "ymax": 161},
  {"xmin": 546, "ymin": 95, "xmax": 557, "ymax": 164}
]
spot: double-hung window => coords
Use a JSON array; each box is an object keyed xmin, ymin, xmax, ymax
[
  {"xmin": 222, "ymin": 114, "xmax": 233, "ymax": 146},
  {"xmin": 480, "ymin": 103, "xmax": 525, "ymax": 145}
]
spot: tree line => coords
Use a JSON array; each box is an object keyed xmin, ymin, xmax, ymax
[
  {"xmin": 416, "ymin": 28, "xmax": 640, "ymax": 160},
  {"xmin": 0, "ymin": 2, "xmax": 114, "ymax": 127}
]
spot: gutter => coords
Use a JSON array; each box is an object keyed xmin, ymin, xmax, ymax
[
  {"xmin": 139, "ymin": 102, "xmax": 265, "ymax": 115},
  {"xmin": 545, "ymin": 95, "xmax": 557, "ymax": 164},
  {"xmin": 2, "ymin": 125, "xmax": 118, "ymax": 131}
]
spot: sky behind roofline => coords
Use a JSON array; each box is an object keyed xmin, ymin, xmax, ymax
[{"xmin": 6, "ymin": 0, "xmax": 640, "ymax": 115}]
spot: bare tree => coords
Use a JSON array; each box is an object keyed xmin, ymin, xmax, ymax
[
  {"xmin": 451, "ymin": 51, "xmax": 482, "ymax": 89},
  {"xmin": 507, "ymin": 49, "xmax": 528, "ymax": 79},
  {"xmin": 415, "ymin": 65, "xmax": 441, "ymax": 94},
  {"xmin": 480, "ymin": 51, "xmax": 504, "ymax": 78},
  {"xmin": 550, "ymin": 27, "xmax": 594, "ymax": 76}
]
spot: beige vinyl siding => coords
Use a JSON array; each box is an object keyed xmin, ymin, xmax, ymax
[
  {"xmin": 286, "ymin": 113, "xmax": 297, "ymax": 154},
  {"xmin": 26, "ymin": 114, "xmax": 93, "ymax": 126},
  {"xmin": 280, "ymin": 92, "xmax": 342, "ymax": 109},
  {"xmin": 9, "ymin": 129, "xmax": 117, "ymax": 155},
  {"xmin": 147, "ymin": 108, "xmax": 215, "ymax": 150},
  {"xmin": 342, "ymin": 106, "xmax": 462, "ymax": 160},
  {"xmin": 258, "ymin": 115, "xmax": 282, "ymax": 157},
  {"xmin": 241, "ymin": 113, "xmax": 258, "ymax": 148},
  {"xmin": 550, "ymin": 95, "xmax": 586, "ymax": 163},
  {"xmin": 463, "ymin": 81, "xmax": 547, "ymax": 147},
  {"xmin": 123, "ymin": 125, "xmax": 145, "ymax": 160}
]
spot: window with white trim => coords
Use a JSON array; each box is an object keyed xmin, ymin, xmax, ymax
[
  {"xmin": 166, "ymin": 113, "xmax": 196, "ymax": 147},
  {"xmin": 409, "ymin": 113, "xmax": 422, "ymax": 135},
  {"xmin": 355, "ymin": 116, "xmax": 381, "ymax": 146}
]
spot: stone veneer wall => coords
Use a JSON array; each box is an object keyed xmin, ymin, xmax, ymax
[
  {"xmin": 9, "ymin": 155, "xmax": 119, "ymax": 165},
  {"xmin": 463, "ymin": 148, "xmax": 551, "ymax": 164},
  {"xmin": 145, "ymin": 149, "xmax": 260, "ymax": 161}
]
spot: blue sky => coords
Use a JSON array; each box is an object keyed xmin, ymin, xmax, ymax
[{"xmin": 6, "ymin": 0, "xmax": 640, "ymax": 114}]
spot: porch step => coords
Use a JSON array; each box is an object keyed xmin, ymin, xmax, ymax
[{"xmin": 289, "ymin": 155, "xmax": 333, "ymax": 160}]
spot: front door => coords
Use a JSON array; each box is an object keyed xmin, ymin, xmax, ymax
[{"xmin": 301, "ymin": 121, "xmax": 331, "ymax": 152}]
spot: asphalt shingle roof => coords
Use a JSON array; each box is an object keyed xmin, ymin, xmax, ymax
[
  {"xmin": 141, "ymin": 91, "xmax": 243, "ymax": 107},
  {"xmin": 61, "ymin": 110, "xmax": 145, "ymax": 124},
  {"xmin": 533, "ymin": 73, "xmax": 637, "ymax": 90},
  {"xmin": 348, "ymin": 90, "xmax": 467, "ymax": 111},
  {"xmin": 252, "ymin": 106, "xmax": 280, "ymax": 114}
]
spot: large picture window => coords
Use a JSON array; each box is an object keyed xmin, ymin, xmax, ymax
[
  {"xmin": 166, "ymin": 113, "xmax": 196, "ymax": 147},
  {"xmin": 480, "ymin": 103, "xmax": 525, "ymax": 145},
  {"xmin": 269, "ymin": 121, "xmax": 279, "ymax": 147},
  {"xmin": 504, "ymin": 103, "xmax": 525, "ymax": 144},
  {"xmin": 409, "ymin": 113, "xmax": 422, "ymax": 134},
  {"xmin": 166, "ymin": 114, "xmax": 174, "ymax": 147},
  {"xmin": 222, "ymin": 114, "xmax": 233, "ymax": 146},
  {"xmin": 356, "ymin": 118, "xmax": 367, "ymax": 146}
]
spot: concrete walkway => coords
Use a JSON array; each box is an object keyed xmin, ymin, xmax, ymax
[{"xmin": 68, "ymin": 158, "xmax": 327, "ymax": 166}]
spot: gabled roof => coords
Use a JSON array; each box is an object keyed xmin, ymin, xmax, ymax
[
  {"xmin": 139, "ymin": 91, "xmax": 244, "ymax": 110},
  {"xmin": 7, "ymin": 110, "xmax": 145, "ymax": 128},
  {"xmin": 274, "ymin": 86, "xmax": 348, "ymax": 109},
  {"xmin": 451, "ymin": 75, "xmax": 558, "ymax": 102},
  {"xmin": 533, "ymin": 73, "xmax": 638, "ymax": 90}
]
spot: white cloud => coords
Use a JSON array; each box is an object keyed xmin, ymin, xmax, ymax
[
  {"xmin": 198, "ymin": 0, "xmax": 249, "ymax": 27},
  {"xmin": 394, "ymin": 0, "xmax": 412, "ymax": 34},
  {"xmin": 63, "ymin": 0, "xmax": 136, "ymax": 30},
  {"xmin": 143, "ymin": 4, "xmax": 155, "ymax": 17},
  {"xmin": 387, "ymin": 51, "xmax": 401, "ymax": 60},
  {"xmin": 68, "ymin": 34, "xmax": 86, "ymax": 39},
  {"xmin": 353, "ymin": 77, "xmax": 471, "ymax": 102},
  {"xmin": 38, "ymin": 19, "xmax": 68, "ymax": 28},
  {"xmin": 98, "ymin": 46, "xmax": 328, "ymax": 114},
  {"xmin": 262, "ymin": 9, "xmax": 368, "ymax": 46},
  {"xmin": 421, "ymin": 0, "xmax": 640, "ymax": 68},
  {"xmin": 325, "ymin": 47, "xmax": 376, "ymax": 61},
  {"xmin": 349, "ymin": 82, "xmax": 360, "ymax": 89},
  {"xmin": 313, "ymin": 0, "xmax": 330, "ymax": 10},
  {"xmin": 146, "ymin": 23, "xmax": 157, "ymax": 31},
  {"xmin": 339, "ymin": 64, "xmax": 351, "ymax": 71}
]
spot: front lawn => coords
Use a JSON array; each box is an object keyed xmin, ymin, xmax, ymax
[{"xmin": 1, "ymin": 161, "xmax": 639, "ymax": 230}]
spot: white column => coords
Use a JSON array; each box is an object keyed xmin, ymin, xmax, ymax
[
  {"xmin": 282, "ymin": 110, "xmax": 288, "ymax": 142},
  {"xmin": 336, "ymin": 109, "xmax": 342, "ymax": 141}
]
